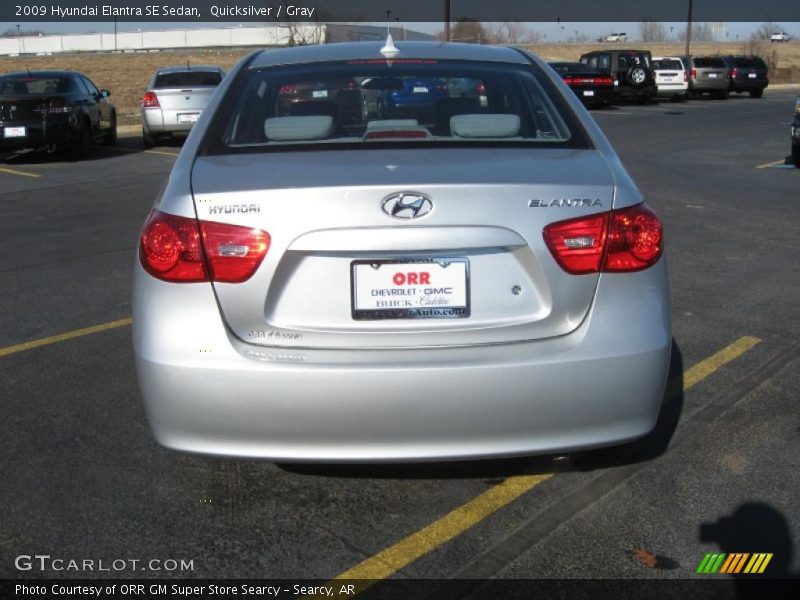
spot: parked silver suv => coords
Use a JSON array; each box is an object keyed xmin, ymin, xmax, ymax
[{"xmin": 140, "ymin": 65, "xmax": 225, "ymax": 147}]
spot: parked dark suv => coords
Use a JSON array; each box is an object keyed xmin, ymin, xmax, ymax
[
  {"xmin": 723, "ymin": 56, "xmax": 769, "ymax": 98},
  {"xmin": 579, "ymin": 49, "xmax": 657, "ymax": 103}
]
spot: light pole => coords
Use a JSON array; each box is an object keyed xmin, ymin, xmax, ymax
[
  {"xmin": 444, "ymin": 0, "xmax": 450, "ymax": 42},
  {"xmin": 685, "ymin": 0, "xmax": 693, "ymax": 58}
]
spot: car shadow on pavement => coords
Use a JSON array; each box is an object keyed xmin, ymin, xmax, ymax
[
  {"xmin": 0, "ymin": 136, "xmax": 148, "ymax": 164},
  {"xmin": 278, "ymin": 339, "xmax": 684, "ymax": 480},
  {"xmin": 699, "ymin": 502, "xmax": 799, "ymax": 596}
]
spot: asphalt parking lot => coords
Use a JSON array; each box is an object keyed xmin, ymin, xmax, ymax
[{"xmin": 1, "ymin": 89, "xmax": 798, "ymax": 591}]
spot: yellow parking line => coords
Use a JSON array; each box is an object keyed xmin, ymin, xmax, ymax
[
  {"xmin": 0, "ymin": 166, "xmax": 41, "ymax": 178},
  {"xmin": 755, "ymin": 159, "xmax": 786, "ymax": 169},
  {"xmin": 682, "ymin": 336, "xmax": 761, "ymax": 388},
  {"xmin": 0, "ymin": 317, "xmax": 132, "ymax": 358},
  {"xmin": 102, "ymin": 146, "xmax": 178, "ymax": 157},
  {"xmin": 319, "ymin": 335, "xmax": 762, "ymax": 595}
]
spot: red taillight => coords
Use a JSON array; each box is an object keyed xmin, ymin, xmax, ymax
[
  {"xmin": 48, "ymin": 97, "xmax": 71, "ymax": 114},
  {"xmin": 683, "ymin": 71, "xmax": 688, "ymax": 82},
  {"xmin": 476, "ymin": 82, "xmax": 486, "ymax": 94},
  {"xmin": 141, "ymin": 91, "xmax": 160, "ymax": 108},
  {"xmin": 278, "ymin": 84, "xmax": 296, "ymax": 95},
  {"xmin": 564, "ymin": 76, "xmax": 613, "ymax": 86},
  {"xmin": 690, "ymin": 69, "xmax": 697, "ymax": 80},
  {"xmin": 139, "ymin": 210, "xmax": 270, "ymax": 283},
  {"xmin": 730, "ymin": 68, "xmax": 738, "ymax": 79},
  {"xmin": 201, "ymin": 220, "xmax": 271, "ymax": 283},
  {"xmin": 543, "ymin": 203, "xmax": 663, "ymax": 274}
]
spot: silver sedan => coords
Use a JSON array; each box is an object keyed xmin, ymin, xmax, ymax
[
  {"xmin": 140, "ymin": 65, "xmax": 225, "ymax": 147},
  {"xmin": 133, "ymin": 42, "xmax": 671, "ymax": 462}
]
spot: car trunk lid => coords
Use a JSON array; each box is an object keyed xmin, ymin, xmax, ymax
[{"xmin": 191, "ymin": 147, "xmax": 615, "ymax": 349}]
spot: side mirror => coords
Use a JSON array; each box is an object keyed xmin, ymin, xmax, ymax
[{"xmin": 100, "ymin": 89, "xmax": 111, "ymax": 97}]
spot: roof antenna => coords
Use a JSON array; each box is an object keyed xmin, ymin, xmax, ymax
[
  {"xmin": 187, "ymin": 59, "xmax": 191, "ymax": 70},
  {"xmin": 381, "ymin": 33, "xmax": 399, "ymax": 58},
  {"xmin": 26, "ymin": 65, "xmax": 31, "ymax": 76}
]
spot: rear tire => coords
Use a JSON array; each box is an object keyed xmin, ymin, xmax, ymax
[
  {"xmin": 750, "ymin": 89, "xmax": 764, "ymax": 99},
  {"xmin": 142, "ymin": 128, "xmax": 155, "ymax": 148},
  {"xmin": 69, "ymin": 119, "xmax": 91, "ymax": 160},
  {"xmin": 104, "ymin": 112, "xmax": 117, "ymax": 146},
  {"xmin": 792, "ymin": 144, "xmax": 800, "ymax": 169}
]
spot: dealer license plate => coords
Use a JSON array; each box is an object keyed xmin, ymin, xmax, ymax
[
  {"xmin": 3, "ymin": 126, "xmax": 26, "ymax": 138},
  {"xmin": 351, "ymin": 259, "xmax": 470, "ymax": 320},
  {"xmin": 177, "ymin": 113, "xmax": 199, "ymax": 124}
]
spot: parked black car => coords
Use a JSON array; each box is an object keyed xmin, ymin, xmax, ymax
[
  {"xmin": 549, "ymin": 62, "xmax": 614, "ymax": 107},
  {"xmin": 791, "ymin": 96, "xmax": 800, "ymax": 168},
  {"xmin": 722, "ymin": 56, "xmax": 769, "ymax": 98},
  {"xmin": 0, "ymin": 70, "xmax": 116, "ymax": 158},
  {"xmin": 579, "ymin": 49, "xmax": 657, "ymax": 103}
]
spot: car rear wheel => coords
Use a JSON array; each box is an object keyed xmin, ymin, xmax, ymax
[
  {"xmin": 68, "ymin": 119, "xmax": 91, "ymax": 160},
  {"xmin": 792, "ymin": 144, "xmax": 800, "ymax": 168},
  {"xmin": 750, "ymin": 89, "xmax": 764, "ymax": 99},
  {"xmin": 142, "ymin": 128, "xmax": 155, "ymax": 148},
  {"xmin": 104, "ymin": 112, "xmax": 117, "ymax": 145}
]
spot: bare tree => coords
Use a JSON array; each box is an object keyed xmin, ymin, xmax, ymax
[
  {"xmin": 751, "ymin": 22, "xmax": 777, "ymax": 41},
  {"xmin": 280, "ymin": 0, "xmax": 327, "ymax": 46},
  {"xmin": 488, "ymin": 22, "xmax": 540, "ymax": 45},
  {"xmin": 639, "ymin": 20, "xmax": 668, "ymax": 42},
  {"xmin": 677, "ymin": 22, "xmax": 713, "ymax": 42},
  {"xmin": 451, "ymin": 18, "xmax": 489, "ymax": 44}
]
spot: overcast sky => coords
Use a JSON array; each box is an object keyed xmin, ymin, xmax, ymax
[{"xmin": 6, "ymin": 21, "xmax": 798, "ymax": 40}]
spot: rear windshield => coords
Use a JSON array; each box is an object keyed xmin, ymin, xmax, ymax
[
  {"xmin": 549, "ymin": 62, "xmax": 597, "ymax": 75},
  {"xmin": 616, "ymin": 53, "xmax": 651, "ymax": 68},
  {"xmin": 653, "ymin": 59, "xmax": 683, "ymax": 70},
  {"xmin": 0, "ymin": 76, "xmax": 71, "ymax": 95},
  {"xmin": 693, "ymin": 57, "xmax": 726, "ymax": 68},
  {"xmin": 732, "ymin": 57, "xmax": 767, "ymax": 69},
  {"xmin": 202, "ymin": 60, "xmax": 587, "ymax": 154},
  {"xmin": 154, "ymin": 71, "xmax": 222, "ymax": 88}
]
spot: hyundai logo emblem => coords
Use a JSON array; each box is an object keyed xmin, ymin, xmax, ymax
[{"xmin": 381, "ymin": 192, "xmax": 433, "ymax": 219}]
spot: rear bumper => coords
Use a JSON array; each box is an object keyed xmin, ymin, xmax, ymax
[
  {"xmin": 141, "ymin": 108, "xmax": 198, "ymax": 134},
  {"xmin": 656, "ymin": 83, "xmax": 688, "ymax": 95},
  {"xmin": 569, "ymin": 86, "xmax": 614, "ymax": 104},
  {"xmin": 613, "ymin": 84, "xmax": 657, "ymax": 98},
  {"xmin": 689, "ymin": 80, "xmax": 728, "ymax": 92},
  {"xmin": 133, "ymin": 260, "xmax": 671, "ymax": 462},
  {"xmin": 730, "ymin": 80, "xmax": 768, "ymax": 92},
  {"xmin": 0, "ymin": 119, "xmax": 69, "ymax": 150}
]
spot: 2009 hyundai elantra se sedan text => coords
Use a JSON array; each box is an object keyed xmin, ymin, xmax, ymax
[{"xmin": 133, "ymin": 41, "xmax": 670, "ymax": 462}]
